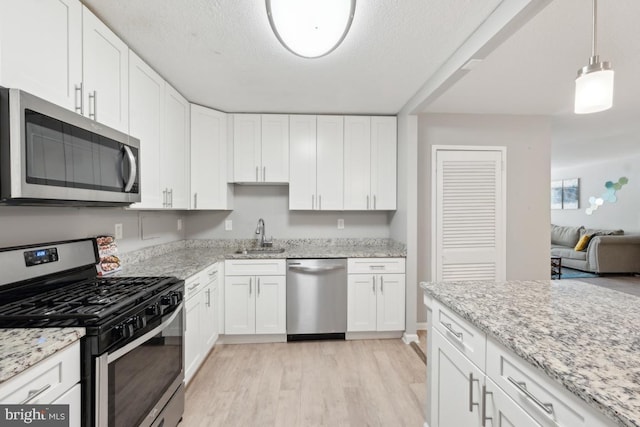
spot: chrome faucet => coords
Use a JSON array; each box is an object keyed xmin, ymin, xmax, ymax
[{"xmin": 255, "ymin": 218, "xmax": 272, "ymax": 247}]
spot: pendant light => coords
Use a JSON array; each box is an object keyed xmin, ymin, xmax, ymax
[
  {"xmin": 266, "ymin": 0, "xmax": 356, "ymax": 59},
  {"xmin": 574, "ymin": 0, "xmax": 614, "ymax": 114}
]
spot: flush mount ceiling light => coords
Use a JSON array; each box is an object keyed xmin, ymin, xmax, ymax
[
  {"xmin": 266, "ymin": 0, "xmax": 356, "ymax": 58},
  {"xmin": 574, "ymin": 0, "xmax": 614, "ymax": 114}
]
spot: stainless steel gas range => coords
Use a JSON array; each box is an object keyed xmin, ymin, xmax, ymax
[{"xmin": 0, "ymin": 238, "xmax": 185, "ymax": 427}]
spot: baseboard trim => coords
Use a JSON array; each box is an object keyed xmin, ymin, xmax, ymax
[
  {"xmin": 402, "ymin": 332, "xmax": 419, "ymax": 344},
  {"xmin": 346, "ymin": 331, "xmax": 403, "ymax": 340},
  {"xmin": 217, "ymin": 334, "xmax": 287, "ymax": 344},
  {"xmin": 416, "ymin": 322, "xmax": 428, "ymax": 330}
]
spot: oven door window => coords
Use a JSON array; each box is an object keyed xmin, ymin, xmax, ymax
[
  {"xmin": 107, "ymin": 311, "xmax": 183, "ymax": 427},
  {"xmin": 24, "ymin": 109, "xmax": 139, "ymax": 193}
]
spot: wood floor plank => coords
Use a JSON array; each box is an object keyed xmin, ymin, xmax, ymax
[{"xmin": 181, "ymin": 338, "xmax": 426, "ymax": 427}]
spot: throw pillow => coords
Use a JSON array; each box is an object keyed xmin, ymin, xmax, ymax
[{"xmin": 574, "ymin": 234, "xmax": 592, "ymax": 251}]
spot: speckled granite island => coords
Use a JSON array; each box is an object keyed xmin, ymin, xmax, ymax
[
  {"xmin": 0, "ymin": 328, "xmax": 85, "ymax": 383},
  {"xmin": 421, "ymin": 279, "xmax": 640, "ymax": 427}
]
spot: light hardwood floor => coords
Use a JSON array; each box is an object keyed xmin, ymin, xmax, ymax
[{"xmin": 181, "ymin": 339, "xmax": 426, "ymax": 427}]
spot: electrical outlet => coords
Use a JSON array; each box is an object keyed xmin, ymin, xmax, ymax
[
  {"xmin": 225, "ymin": 219, "xmax": 233, "ymax": 231},
  {"xmin": 114, "ymin": 223, "xmax": 123, "ymax": 240},
  {"xmin": 337, "ymin": 219, "xmax": 344, "ymax": 229},
  {"xmin": 177, "ymin": 219, "xmax": 183, "ymax": 231}
]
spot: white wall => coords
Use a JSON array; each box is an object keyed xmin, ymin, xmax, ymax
[
  {"xmin": 0, "ymin": 207, "xmax": 185, "ymax": 253},
  {"xmin": 551, "ymin": 153, "xmax": 640, "ymax": 233},
  {"xmin": 417, "ymin": 113, "xmax": 551, "ymax": 321},
  {"xmin": 186, "ymin": 185, "xmax": 391, "ymax": 240}
]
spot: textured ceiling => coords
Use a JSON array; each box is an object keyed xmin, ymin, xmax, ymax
[
  {"xmin": 423, "ymin": 0, "xmax": 640, "ymax": 169},
  {"xmin": 82, "ymin": 0, "xmax": 503, "ymax": 114}
]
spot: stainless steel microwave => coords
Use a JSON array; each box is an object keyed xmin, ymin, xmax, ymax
[{"xmin": 0, "ymin": 88, "xmax": 140, "ymax": 206}]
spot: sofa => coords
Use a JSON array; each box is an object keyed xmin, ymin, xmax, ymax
[{"xmin": 550, "ymin": 224, "xmax": 640, "ymax": 274}]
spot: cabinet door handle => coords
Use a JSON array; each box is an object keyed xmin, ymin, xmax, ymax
[
  {"xmin": 206, "ymin": 289, "xmax": 211, "ymax": 307},
  {"xmin": 441, "ymin": 321, "xmax": 463, "ymax": 340},
  {"xmin": 249, "ymin": 277, "xmax": 252, "ymax": 295},
  {"xmin": 257, "ymin": 277, "xmax": 261, "ymax": 296},
  {"xmin": 263, "ymin": 166, "xmax": 266, "ymax": 182},
  {"xmin": 374, "ymin": 194, "xmax": 377, "ymax": 209},
  {"xmin": 469, "ymin": 373, "xmax": 480, "ymax": 412},
  {"xmin": 312, "ymin": 194, "xmax": 315, "ymax": 210},
  {"xmin": 188, "ymin": 282, "xmax": 200, "ymax": 291},
  {"xmin": 372, "ymin": 276, "xmax": 376, "ymax": 294},
  {"xmin": 89, "ymin": 91, "xmax": 97, "ymax": 120},
  {"xmin": 194, "ymin": 192, "xmax": 198, "ymax": 209},
  {"xmin": 367, "ymin": 195, "xmax": 370, "ymax": 210},
  {"xmin": 481, "ymin": 385, "xmax": 492, "ymax": 427},
  {"xmin": 169, "ymin": 189, "xmax": 173, "ymax": 207},
  {"xmin": 20, "ymin": 384, "xmax": 52, "ymax": 404},
  {"xmin": 75, "ymin": 83, "xmax": 84, "ymax": 115},
  {"xmin": 507, "ymin": 377, "xmax": 554, "ymax": 415},
  {"xmin": 319, "ymin": 195, "xmax": 322, "ymax": 210},
  {"xmin": 380, "ymin": 276, "xmax": 384, "ymax": 294},
  {"xmin": 256, "ymin": 166, "xmax": 259, "ymax": 182}
]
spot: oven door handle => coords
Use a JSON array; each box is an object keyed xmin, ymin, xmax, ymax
[{"xmin": 106, "ymin": 302, "xmax": 183, "ymax": 364}]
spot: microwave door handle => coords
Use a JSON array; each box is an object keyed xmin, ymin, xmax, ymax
[{"xmin": 122, "ymin": 146, "xmax": 137, "ymax": 193}]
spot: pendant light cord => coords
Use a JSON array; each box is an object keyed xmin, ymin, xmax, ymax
[{"xmin": 591, "ymin": 0, "xmax": 597, "ymax": 58}]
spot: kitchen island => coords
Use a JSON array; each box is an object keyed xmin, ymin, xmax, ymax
[{"xmin": 421, "ymin": 279, "xmax": 640, "ymax": 427}]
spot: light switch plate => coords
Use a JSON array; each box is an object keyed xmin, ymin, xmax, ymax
[
  {"xmin": 114, "ymin": 223, "xmax": 123, "ymax": 240},
  {"xmin": 337, "ymin": 219, "xmax": 344, "ymax": 229},
  {"xmin": 225, "ymin": 219, "xmax": 233, "ymax": 231}
]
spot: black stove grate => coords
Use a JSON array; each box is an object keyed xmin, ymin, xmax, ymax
[{"xmin": 0, "ymin": 276, "xmax": 178, "ymax": 323}]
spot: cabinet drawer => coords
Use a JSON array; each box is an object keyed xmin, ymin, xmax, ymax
[
  {"xmin": 0, "ymin": 341, "xmax": 80, "ymax": 404},
  {"xmin": 185, "ymin": 272, "xmax": 205, "ymax": 300},
  {"xmin": 433, "ymin": 300, "xmax": 486, "ymax": 369},
  {"xmin": 347, "ymin": 258, "xmax": 405, "ymax": 274},
  {"xmin": 486, "ymin": 337, "xmax": 609, "ymax": 427},
  {"xmin": 225, "ymin": 259, "xmax": 286, "ymax": 276},
  {"xmin": 203, "ymin": 263, "xmax": 219, "ymax": 282}
]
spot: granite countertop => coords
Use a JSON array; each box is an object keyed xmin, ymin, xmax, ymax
[
  {"xmin": 0, "ymin": 328, "xmax": 85, "ymax": 384},
  {"xmin": 421, "ymin": 280, "xmax": 640, "ymax": 427},
  {"xmin": 116, "ymin": 238, "xmax": 406, "ymax": 280}
]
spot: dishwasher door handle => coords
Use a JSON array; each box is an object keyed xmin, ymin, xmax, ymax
[{"xmin": 288, "ymin": 265, "xmax": 345, "ymax": 273}]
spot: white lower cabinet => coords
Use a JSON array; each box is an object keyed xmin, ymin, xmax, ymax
[
  {"xmin": 425, "ymin": 297, "xmax": 615, "ymax": 427},
  {"xmin": 224, "ymin": 260, "xmax": 286, "ymax": 335},
  {"xmin": 184, "ymin": 263, "xmax": 219, "ymax": 385},
  {"xmin": 347, "ymin": 258, "xmax": 405, "ymax": 332},
  {"xmin": 0, "ymin": 341, "xmax": 81, "ymax": 426}
]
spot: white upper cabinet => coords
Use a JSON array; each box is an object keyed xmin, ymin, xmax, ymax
[
  {"xmin": 81, "ymin": 6, "xmax": 128, "ymax": 133},
  {"xmin": 316, "ymin": 116, "xmax": 344, "ymax": 210},
  {"xmin": 128, "ymin": 50, "xmax": 164, "ymax": 209},
  {"xmin": 162, "ymin": 84, "xmax": 190, "ymax": 209},
  {"xmin": 190, "ymin": 105, "xmax": 233, "ymax": 210},
  {"xmin": 289, "ymin": 115, "xmax": 317, "ymax": 210},
  {"xmin": 290, "ymin": 115, "xmax": 343, "ymax": 210},
  {"xmin": 344, "ymin": 116, "xmax": 397, "ymax": 210},
  {"xmin": 232, "ymin": 114, "xmax": 289, "ymax": 183},
  {"xmin": 0, "ymin": 0, "xmax": 82, "ymax": 111},
  {"xmin": 261, "ymin": 115, "xmax": 289, "ymax": 182},
  {"xmin": 233, "ymin": 114, "xmax": 261, "ymax": 182},
  {"xmin": 370, "ymin": 116, "xmax": 397, "ymax": 210},
  {"xmin": 344, "ymin": 116, "xmax": 372, "ymax": 210}
]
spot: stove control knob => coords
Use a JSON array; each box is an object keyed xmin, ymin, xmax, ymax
[
  {"xmin": 146, "ymin": 303, "xmax": 161, "ymax": 316},
  {"xmin": 134, "ymin": 315, "xmax": 147, "ymax": 329},
  {"xmin": 123, "ymin": 321, "xmax": 135, "ymax": 338},
  {"xmin": 170, "ymin": 292, "xmax": 181, "ymax": 305}
]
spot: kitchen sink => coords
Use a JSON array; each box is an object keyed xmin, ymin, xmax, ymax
[{"xmin": 234, "ymin": 247, "xmax": 286, "ymax": 255}]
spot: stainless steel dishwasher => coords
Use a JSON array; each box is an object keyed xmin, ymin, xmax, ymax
[{"xmin": 286, "ymin": 258, "xmax": 347, "ymax": 341}]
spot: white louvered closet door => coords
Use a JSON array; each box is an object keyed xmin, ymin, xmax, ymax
[{"xmin": 435, "ymin": 149, "xmax": 505, "ymax": 282}]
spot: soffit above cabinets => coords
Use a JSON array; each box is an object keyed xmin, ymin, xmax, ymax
[{"xmin": 81, "ymin": 0, "xmax": 502, "ymax": 115}]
